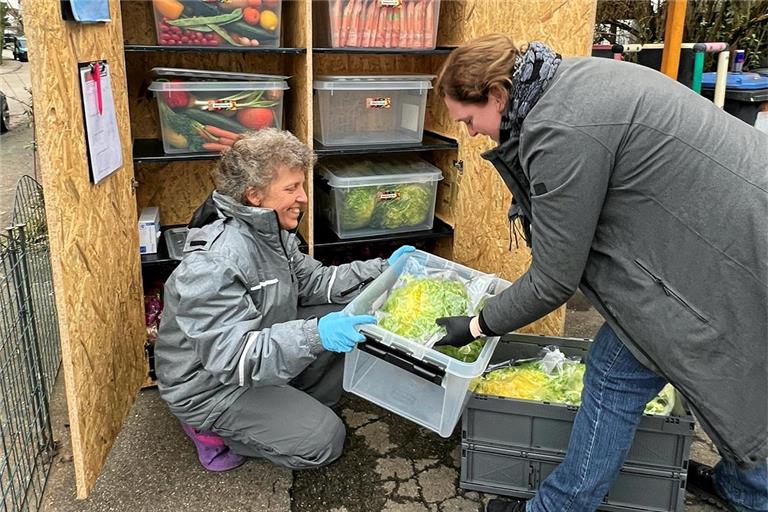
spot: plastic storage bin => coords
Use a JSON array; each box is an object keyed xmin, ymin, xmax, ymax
[
  {"xmin": 461, "ymin": 446, "xmax": 687, "ymax": 512},
  {"xmin": 163, "ymin": 227, "xmax": 189, "ymax": 261},
  {"xmin": 462, "ymin": 334, "xmax": 695, "ymax": 471},
  {"xmin": 152, "ymin": 0, "xmax": 283, "ymax": 48},
  {"xmin": 637, "ymin": 45, "xmax": 696, "ymax": 88},
  {"xmin": 342, "ymin": 250, "xmax": 511, "ymax": 437},
  {"xmin": 148, "ymin": 72, "xmax": 288, "ymax": 154},
  {"xmin": 701, "ymin": 71, "xmax": 768, "ymax": 128},
  {"xmin": 313, "ymin": 75, "xmax": 434, "ymax": 146},
  {"xmin": 459, "ymin": 333, "xmax": 694, "ymax": 512},
  {"xmin": 316, "ymin": 155, "xmax": 442, "ymax": 239},
  {"xmin": 312, "ymin": 0, "xmax": 441, "ymax": 49}
]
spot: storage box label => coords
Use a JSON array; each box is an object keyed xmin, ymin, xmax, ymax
[
  {"xmin": 366, "ymin": 97, "xmax": 392, "ymax": 109},
  {"xmin": 380, "ymin": 0, "xmax": 402, "ymax": 6},
  {"xmin": 377, "ymin": 190, "xmax": 401, "ymax": 201},
  {"xmin": 204, "ymin": 100, "xmax": 237, "ymax": 111}
]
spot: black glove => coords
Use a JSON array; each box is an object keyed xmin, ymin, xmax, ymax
[{"xmin": 435, "ymin": 316, "xmax": 476, "ymax": 347}]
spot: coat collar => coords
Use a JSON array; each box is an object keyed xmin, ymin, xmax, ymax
[{"xmin": 212, "ymin": 191, "xmax": 281, "ymax": 238}]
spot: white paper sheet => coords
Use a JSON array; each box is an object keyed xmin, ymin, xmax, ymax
[{"xmin": 79, "ymin": 61, "xmax": 123, "ymax": 185}]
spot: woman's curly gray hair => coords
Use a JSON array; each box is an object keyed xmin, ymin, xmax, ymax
[{"xmin": 213, "ymin": 128, "xmax": 316, "ymax": 203}]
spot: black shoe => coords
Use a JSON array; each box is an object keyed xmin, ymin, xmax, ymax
[
  {"xmin": 485, "ymin": 497, "xmax": 528, "ymax": 512},
  {"xmin": 686, "ymin": 460, "xmax": 738, "ymax": 512}
]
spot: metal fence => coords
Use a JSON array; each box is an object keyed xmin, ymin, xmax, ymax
[{"xmin": 0, "ymin": 176, "xmax": 60, "ymax": 512}]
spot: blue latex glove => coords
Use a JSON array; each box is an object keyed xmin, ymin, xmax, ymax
[
  {"xmin": 318, "ymin": 312, "xmax": 377, "ymax": 353},
  {"xmin": 388, "ymin": 245, "xmax": 416, "ymax": 266}
]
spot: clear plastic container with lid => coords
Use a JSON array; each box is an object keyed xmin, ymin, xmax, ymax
[
  {"xmin": 313, "ymin": 74, "xmax": 434, "ymax": 146},
  {"xmin": 152, "ymin": 0, "xmax": 282, "ymax": 49},
  {"xmin": 342, "ymin": 250, "xmax": 510, "ymax": 437},
  {"xmin": 312, "ymin": 0, "xmax": 442, "ymax": 50},
  {"xmin": 316, "ymin": 154, "xmax": 443, "ymax": 239},
  {"xmin": 148, "ymin": 68, "xmax": 288, "ymax": 154}
]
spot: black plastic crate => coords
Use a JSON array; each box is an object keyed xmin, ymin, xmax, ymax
[
  {"xmin": 461, "ymin": 444, "xmax": 686, "ymax": 512},
  {"xmin": 463, "ymin": 334, "xmax": 695, "ymax": 472}
]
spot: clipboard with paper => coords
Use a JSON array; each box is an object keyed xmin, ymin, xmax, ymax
[{"xmin": 78, "ymin": 60, "xmax": 123, "ymax": 185}]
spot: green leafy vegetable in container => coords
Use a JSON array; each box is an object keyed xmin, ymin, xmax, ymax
[
  {"xmin": 379, "ymin": 275, "xmax": 469, "ymax": 343},
  {"xmin": 435, "ymin": 339, "xmax": 486, "ymax": 363},
  {"xmin": 472, "ymin": 362, "xmax": 677, "ymax": 415},
  {"xmin": 372, "ymin": 183, "xmax": 432, "ymax": 229},
  {"xmin": 341, "ymin": 186, "xmax": 378, "ymax": 229}
]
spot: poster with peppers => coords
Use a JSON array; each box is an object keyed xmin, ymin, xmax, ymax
[
  {"xmin": 153, "ymin": 0, "xmax": 282, "ymax": 48},
  {"xmin": 149, "ymin": 75, "xmax": 288, "ymax": 154}
]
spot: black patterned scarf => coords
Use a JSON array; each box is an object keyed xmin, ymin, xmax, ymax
[{"xmin": 499, "ymin": 42, "xmax": 562, "ymax": 143}]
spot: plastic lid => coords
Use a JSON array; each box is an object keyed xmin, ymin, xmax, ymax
[
  {"xmin": 701, "ymin": 72, "xmax": 768, "ymax": 90},
  {"xmin": 152, "ymin": 67, "xmax": 289, "ymax": 81},
  {"xmin": 149, "ymin": 80, "xmax": 289, "ymax": 92},
  {"xmin": 314, "ymin": 74, "xmax": 435, "ymax": 91},
  {"xmin": 318, "ymin": 155, "xmax": 443, "ymax": 187}
]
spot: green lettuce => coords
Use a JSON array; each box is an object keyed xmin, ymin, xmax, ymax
[
  {"xmin": 341, "ymin": 186, "xmax": 378, "ymax": 229},
  {"xmin": 372, "ymin": 183, "xmax": 432, "ymax": 229},
  {"xmin": 379, "ymin": 275, "xmax": 469, "ymax": 343},
  {"xmin": 473, "ymin": 362, "xmax": 676, "ymax": 415}
]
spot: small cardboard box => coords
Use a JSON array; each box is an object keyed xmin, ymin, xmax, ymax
[{"xmin": 138, "ymin": 207, "xmax": 160, "ymax": 255}]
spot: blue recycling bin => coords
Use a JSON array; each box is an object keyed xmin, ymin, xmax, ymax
[{"xmin": 701, "ymin": 72, "xmax": 768, "ymax": 127}]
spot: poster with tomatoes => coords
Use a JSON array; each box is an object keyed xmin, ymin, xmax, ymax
[{"xmin": 153, "ymin": 0, "xmax": 282, "ymax": 48}]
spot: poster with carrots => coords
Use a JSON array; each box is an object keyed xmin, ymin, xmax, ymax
[{"xmin": 328, "ymin": 0, "xmax": 439, "ymax": 49}]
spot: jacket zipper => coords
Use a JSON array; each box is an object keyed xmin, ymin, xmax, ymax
[
  {"xmin": 275, "ymin": 212, "xmax": 295, "ymax": 282},
  {"xmin": 634, "ymin": 260, "xmax": 708, "ymax": 323}
]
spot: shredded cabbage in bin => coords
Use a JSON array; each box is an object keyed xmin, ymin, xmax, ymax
[
  {"xmin": 472, "ymin": 361, "xmax": 677, "ymax": 416},
  {"xmin": 378, "ymin": 275, "xmax": 469, "ymax": 343}
]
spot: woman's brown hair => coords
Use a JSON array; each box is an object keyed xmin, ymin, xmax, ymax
[{"xmin": 436, "ymin": 33, "xmax": 523, "ymax": 105}]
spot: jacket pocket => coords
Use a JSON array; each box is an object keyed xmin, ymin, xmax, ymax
[
  {"xmin": 247, "ymin": 277, "xmax": 279, "ymax": 308},
  {"xmin": 634, "ymin": 259, "xmax": 710, "ymax": 324}
]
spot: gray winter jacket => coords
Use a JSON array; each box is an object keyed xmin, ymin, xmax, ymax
[
  {"xmin": 479, "ymin": 57, "xmax": 767, "ymax": 466},
  {"xmin": 156, "ymin": 192, "xmax": 387, "ymax": 430}
]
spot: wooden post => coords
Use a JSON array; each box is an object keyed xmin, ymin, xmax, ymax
[{"xmin": 661, "ymin": 0, "xmax": 687, "ymax": 79}]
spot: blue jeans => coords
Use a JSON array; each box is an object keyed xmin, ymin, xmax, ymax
[{"xmin": 527, "ymin": 323, "xmax": 768, "ymax": 512}]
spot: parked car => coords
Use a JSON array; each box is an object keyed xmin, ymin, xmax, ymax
[
  {"xmin": 1, "ymin": 91, "xmax": 10, "ymax": 133},
  {"xmin": 3, "ymin": 34, "xmax": 15, "ymax": 49},
  {"xmin": 13, "ymin": 36, "xmax": 27, "ymax": 62}
]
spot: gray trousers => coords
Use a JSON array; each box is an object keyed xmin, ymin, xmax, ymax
[{"xmin": 211, "ymin": 304, "xmax": 346, "ymax": 469}]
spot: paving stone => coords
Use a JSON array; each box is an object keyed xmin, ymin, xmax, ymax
[
  {"xmin": 440, "ymin": 496, "xmax": 481, "ymax": 512},
  {"xmin": 414, "ymin": 458, "xmax": 439, "ymax": 472},
  {"xmin": 397, "ymin": 479, "xmax": 421, "ymax": 499},
  {"xmin": 463, "ymin": 492, "xmax": 480, "ymax": 501},
  {"xmin": 382, "ymin": 499, "xmax": 429, "ymax": 512},
  {"xmin": 417, "ymin": 466, "xmax": 457, "ymax": 503},
  {"xmin": 358, "ymin": 420, "xmax": 395, "ymax": 455},
  {"xmin": 376, "ymin": 457, "xmax": 415, "ymax": 481},
  {"xmin": 384, "ymin": 481, "xmax": 397, "ymax": 494},
  {"xmin": 342, "ymin": 408, "xmax": 379, "ymax": 429}
]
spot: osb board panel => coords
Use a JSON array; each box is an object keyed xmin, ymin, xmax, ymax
[
  {"xmin": 288, "ymin": 53, "xmax": 314, "ymax": 245},
  {"xmin": 24, "ymin": 0, "xmax": 146, "ymax": 498},
  {"xmin": 136, "ymin": 163, "xmax": 215, "ymax": 225},
  {"xmin": 428, "ymin": 0, "xmax": 597, "ymax": 336},
  {"xmin": 438, "ymin": 0, "xmax": 596, "ymax": 56}
]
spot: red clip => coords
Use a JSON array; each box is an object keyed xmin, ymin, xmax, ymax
[{"xmin": 93, "ymin": 61, "xmax": 103, "ymax": 115}]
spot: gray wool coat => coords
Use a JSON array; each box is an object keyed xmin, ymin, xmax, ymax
[{"xmin": 479, "ymin": 57, "xmax": 768, "ymax": 466}]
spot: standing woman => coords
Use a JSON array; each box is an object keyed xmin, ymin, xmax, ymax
[{"xmin": 433, "ymin": 34, "xmax": 767, "ymax": 512}]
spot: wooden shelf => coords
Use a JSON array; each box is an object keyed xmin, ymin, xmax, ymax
[
  {"xmin": 313, "ymin": 217, "xmax": 453, "ymax": 250},
  {"xmin": 124, "ymin": 44, "xmax": 306, "ymax": 54},
  {"xmin": 133, "ymin": 139, "xmax": 219, "ymax": 164},
  {"xmin": 313, "ymin": 47, "xmax": 454, "ymax": 55},
  {"xmin": 133, "ymin": 132, "xmax": 458, "ymax": 163},
  {"xmin": 314, "ymin": 131, "xmax": 458, "ymax": 156}
]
